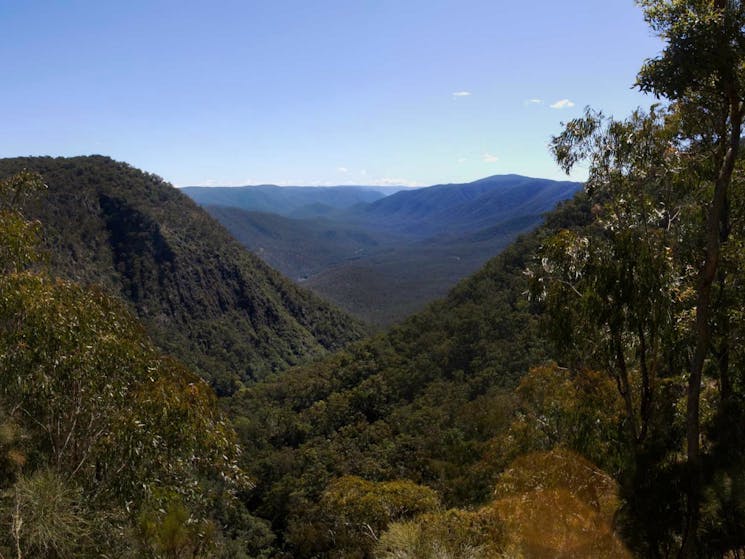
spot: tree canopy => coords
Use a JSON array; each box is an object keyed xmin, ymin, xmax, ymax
[
  {"xmin": 537, "ymin": 1, "xmax": 745, "ymax": 555},
  {"xmin": 0, "ymin": 172, "xmax": 272, "ymax": 557}
]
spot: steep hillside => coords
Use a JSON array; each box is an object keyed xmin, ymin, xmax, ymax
[
  {"xmin": 227, "ymin": 193, "xmax": 593, "ymax": 554},
  {"xmin": 0, "ymin": 156, "xmax": 365, "ymax": 393},
  {"xmin": 0, "ymin": 169, "xmax": 267, "ymax": 555}
]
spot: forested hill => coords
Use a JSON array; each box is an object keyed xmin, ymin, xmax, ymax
[
  {"xmin": 227, "ymin": 193, "xmax": 596, "ymax": 556},
  {"xmin": 0, "ymin": 156, "xmax": 365, "ymax": 393}
]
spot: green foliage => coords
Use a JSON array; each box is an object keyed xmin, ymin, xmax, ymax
[
  {"xmin": 636, "ymin": 0, "xmax": 745, "ymax": 100},
  {"xmin": 0, "ymin": 410, "xmax": 28, "ymax": 481},
  {"xmin": 0, "ymin": 269, "xmax": 261, "ymax": 555},
  {"xmin": 540, "ymin": 2, "xmax": 745, "ymax": 554},
  {"xmin": 493, "ymin": 449, "xmax": 620, "ymax": 517},
  {"xmin": 0, "ymin": 170, "xmax": 260, "ymax": 556},
  {"xmin": 0, "ymin": 170, "xmax": 46, "ymax": 273},
  {"xmin": 138, "ymin": 494, "xmax": 217, "ymax": 559},
  {"xmin": 377, "ymin": 450, "xmax": 628, "ymax": 559},
  {"xmin": 3, "ymin": 469, "xmax": 90, "ymax": 558},
  {"xmin": 225, "ymin": 196, "xmax": 592, "ymax": 556},
  {"xmin": 540, "ymin": 105, "xmax": 717, "ymax": 552},
  {"xmin": 505, "ymin": 364, "xmax": 625, "ymax": 474},
  {"xmin": 0, "ymin": 156, "xmax": 364, "ymax": 392},
  {"xmin": 317, "ymin": 476, "xmax": 440, "ymax": 557},
  {"xmin": 0, "ymin": 272, "xmax": 248, "ymax": 501},
  {"xmin": 376, "ymin": 508, "xmax": 505, "ymax": 559}
]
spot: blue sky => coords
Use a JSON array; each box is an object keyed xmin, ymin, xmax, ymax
[{"xmin": 1, "ymin": 1, "xmax": 662, "ymax": 187}]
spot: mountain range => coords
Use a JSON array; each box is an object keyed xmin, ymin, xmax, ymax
[
  {"xmin": 184, "ymin": 175, "xmax": 582, "ymax": 325},
  {"xmin": 182, "ymin": 184, "xmax": 405, "ymax": 219}
]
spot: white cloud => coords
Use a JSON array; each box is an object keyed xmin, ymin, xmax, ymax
[
  {"xmin": 482, "ymin": 153, "xmax": 499, "ymax": 163},
  {"xmin": 550, "ymin": 99, "xmax": 575, "ymax": 109},
  {"xmin": 457, "ymin": 157, "xmax": 467, "ymax": 164},
  {"xmin": 452, "ymin": 91, "xmax": 472, "ymax": 97},
  {"xmin": 360, "ymin": 169, "xmax": 367, "ymax": 176},
  {"xmin": 525, "ymin": 98, "xmax": 543, "ymax": 105},
  {"xmin": 337, "ymin": 166, "xmax": 349, "ymax": 173}
]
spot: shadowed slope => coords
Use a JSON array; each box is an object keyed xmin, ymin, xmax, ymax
[{"xmin": 0, "ymin": 156, "xmax": 365, "ymax": 393}]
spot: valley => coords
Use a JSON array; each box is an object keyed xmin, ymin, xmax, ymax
[
  {"xmin": 185, "ymin": 175, "xmax": 581, "ymax": 325},
  {"xmin": 1, "ymin": 1, "xmax": 743, "ymax": 556}
]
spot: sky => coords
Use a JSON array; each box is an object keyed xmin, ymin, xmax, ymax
[{"xmin": 1, "ymin": 1, "xmax": 663, "ymax": 187}]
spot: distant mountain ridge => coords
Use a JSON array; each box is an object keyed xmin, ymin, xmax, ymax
[
  {"xmin": 181, "ymin": 184, "xmax": 407, "ymax": 219},
  {"xmin": 0, "ymin": 156, "xmax": 365, "ymax": 393},
  {"xmin": 347, "ymin": 174, "xmax": 581, "ymax": 239},
  {"xmin": 186, "ymin": 174, "xmax": 582, "ymax": 325}
]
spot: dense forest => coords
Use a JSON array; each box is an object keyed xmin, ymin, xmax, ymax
[
  {"xmin": 225, "ymin": 194, "xmax": 597, "ymax": 556},
  {"xmin": 0, "ymin": 171, "xmax": 272, "ymax": 556},
  {"xmin": 1, "ymin": 0, "xmax": 744, "ymax": 557},
  {"xmin": 228, "ymin": 1, "xmax": 745, "ymax": 556},
  {"xmin": 0, "ymin": 156, "xmax": 365, "ymax": 395}
]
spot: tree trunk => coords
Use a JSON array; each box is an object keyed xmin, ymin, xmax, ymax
[{"xmin": 680, "ymin": 94, "xmax": 742, "ymax": 558}]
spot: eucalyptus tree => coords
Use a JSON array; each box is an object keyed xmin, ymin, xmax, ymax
[
  {"xmin": 636, "ymin": 2, "xmax": 745, "ymax": 553},
  {"xmin": 537, "ymin": 0, "xmax": 745, "ymax": 554},
  {"xmin": 0, "ymin": 171, "xmax": 45, "ymax": 274},
  {"xmin": 0, "ymin": 171, "xmax": 252, "ymax": 555}
]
